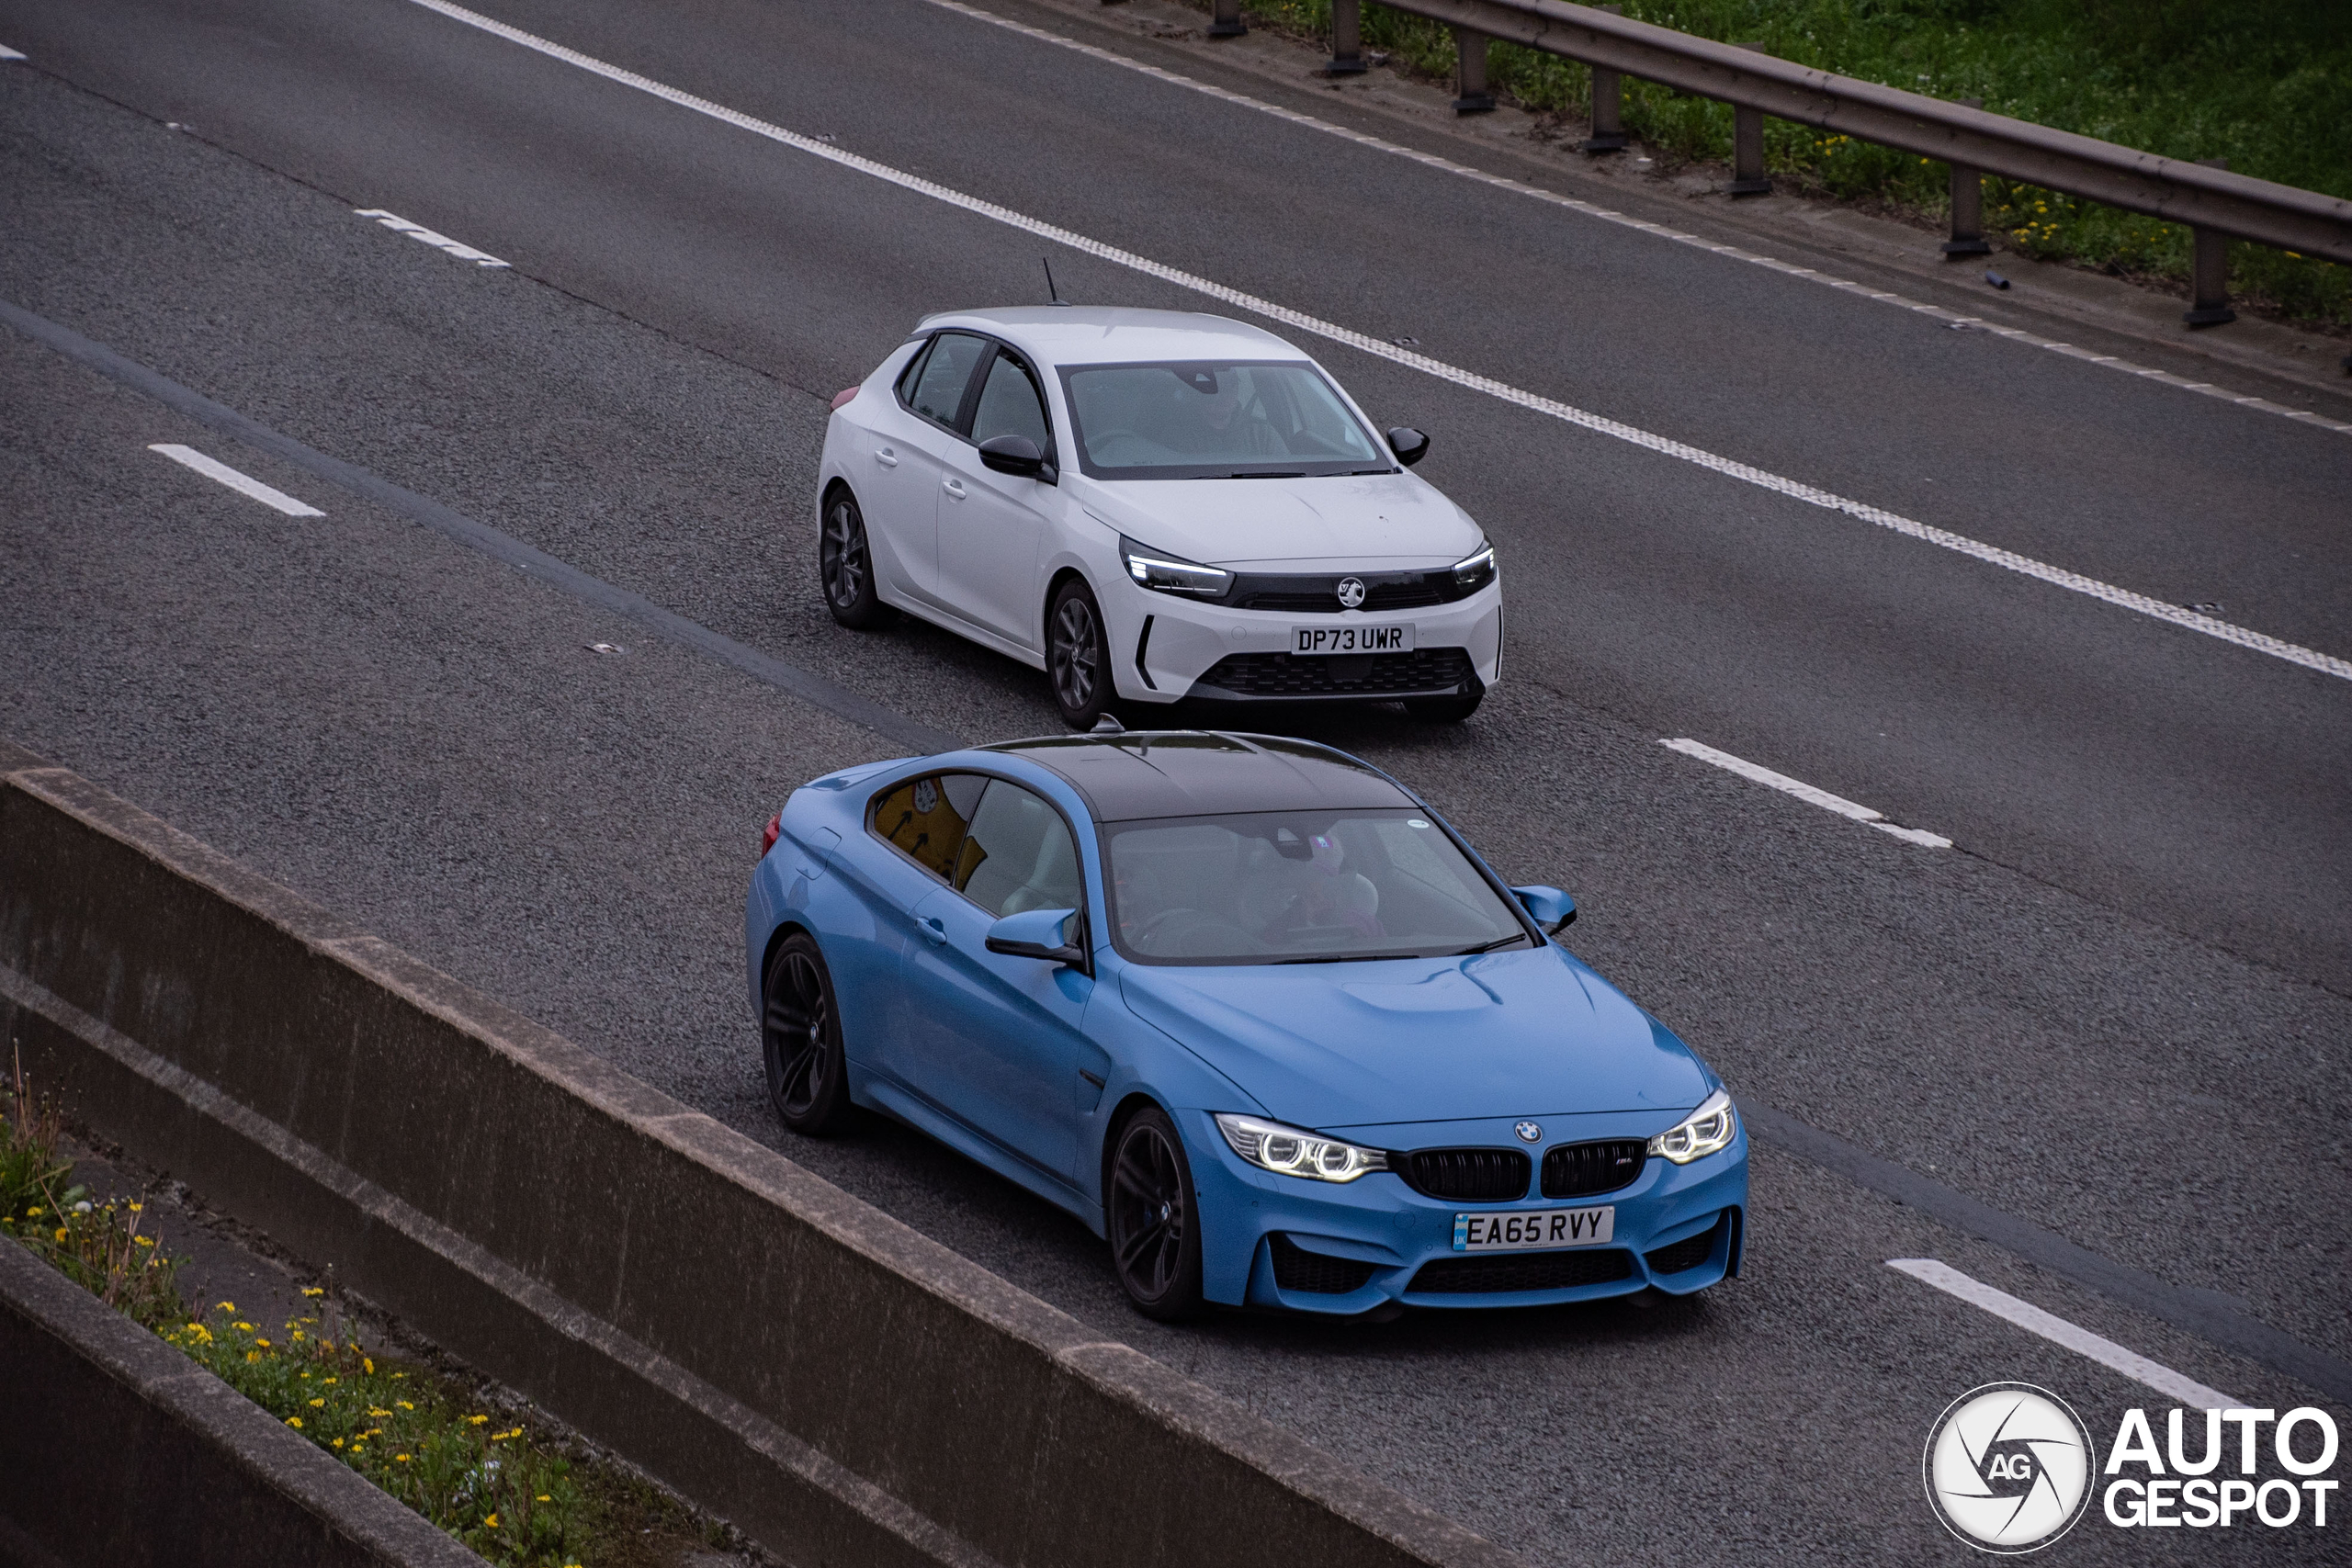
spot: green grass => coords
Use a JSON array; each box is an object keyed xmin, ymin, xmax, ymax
[
  {"xmin": 1224, "ymin": 0, "xmax": 2352, "ymax": 325},
  {"xmin": 4, "ymin": 1056, "xmax": 726, "ymax": 1568}
]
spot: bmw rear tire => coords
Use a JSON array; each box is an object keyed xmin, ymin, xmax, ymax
[
  {"xmin": 820, "ymin": 490, "xmax": 896, "ymax": 630},
  {"xmin": 1105, "ymin": 1107, "xmax": 1204, "ymax": 1321},
  {"xmin": 763, "ymin": 932, "xmax": 853, "ymax": 1135}
]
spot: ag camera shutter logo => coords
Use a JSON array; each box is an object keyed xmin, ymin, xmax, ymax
[{"xmin": 1923, "ymin": 1383, "xmax": 2094, "ymax": 1553}]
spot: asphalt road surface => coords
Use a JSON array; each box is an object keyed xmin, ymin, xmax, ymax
[{"xmin": 2, "ymin": 1, "xmax": 2347, "ymax": 1562}]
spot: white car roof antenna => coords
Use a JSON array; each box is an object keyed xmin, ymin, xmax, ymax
[{"xmin": 1043, "ymin": 256, "xmax": 1072, "ymax": 307}]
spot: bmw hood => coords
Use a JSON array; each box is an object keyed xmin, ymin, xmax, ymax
[
  {"xmin": 1078, "ymin": 472, "xmax": 1481, "ymax": 570},
  {"xmin": 1118, "ymin": 947, "xmax": 1713, "ymax": 1130}
]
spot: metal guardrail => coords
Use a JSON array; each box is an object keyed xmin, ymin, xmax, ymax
[{"xmin": 1206, "ymin": 0, "xmax": 2352, "ymax": 324}]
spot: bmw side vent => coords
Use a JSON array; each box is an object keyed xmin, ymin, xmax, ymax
[
  {"xmin": 1399, "ymin": 1148, "xmax": 1531, "ymax": 1202},
  {"xmin": 1269, "ymin": 1235, "xmax": 1382, "ymax": 1295},
  {"xmin": 1645, "ymin": 1216, "xmax": 1725, "ymax": 1276},
  {"xmin": 1540, "ymin": 1140, "xmax": 1648, "ymax": 1200},
  {"xmin": 1408, "ymin": 1249, "xmax": 1634, "ymax": 1295}
]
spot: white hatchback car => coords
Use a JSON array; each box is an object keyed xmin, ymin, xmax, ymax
[{"xmin": 814, "ymin": 306, "xmax": 1500, "ymax": 727}]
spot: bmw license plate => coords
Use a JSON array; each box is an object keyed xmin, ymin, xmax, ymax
[
  {"xmin": 1293, "ymin": 623, "xmax": 1415, "ymax": 655},
  {"xmin": 1453, "ymin": 1206, "xmax": 1614, "ymax": 1252}
]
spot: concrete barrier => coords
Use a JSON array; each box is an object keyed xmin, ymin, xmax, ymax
[
  {"xmin": 0, "ymin": 1238, "xmax": 481, "ymax": 1568},
  {"xmin": 0, "ymin": 741, "xmax": 1521, "ymax": 1568}
]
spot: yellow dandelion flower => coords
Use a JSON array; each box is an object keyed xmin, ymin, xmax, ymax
[
  {"xmin": 322, "ymin": 1377, "xmax": 336, "ymax": 1385},
  {"xmin": 129, "ymin": 1202, "xmax": 141, "ymax": 1213},
  {"xmin": 217, "ymin": 1300, "xmax": 235, "ymax": 1311},
  {"xmin": 301, "ymin": 1286, "xmax": 324, "ymax": 1297},
  {"xmin": 53, "ymin": 1228, "xmax": 66, "ymax": 1243},
  {"xmin": 396, "ymin": 1454, "xmax": 412, "ymax": 1463},
  {"xmin": 482, "ymin": 1514, "xmax": 500, "ymax": 1529},
  {"xmin": 235, "ymin": 1322, "xmax": 254, "ymax": 1332},
  {"xmin": 256, "ymin": 1338, "xmax": 271, "ymax": 1348},
  {"xmin": 26, "ymin": 1207, "xmax": 40, "ymax": 1218},
  {"xmin": 468, "ymin": 1415, "xmax": 489, "ymax": 1426},
  {"xmin": 287, "ymin": 1416, "xmax": 304, "ymax": 1429},
  {"xmin": 333, "ymin": 1438, "xmax": 345, "ymax": 1450},
  {"xmin": 246, "ymin": 1350, "xmax": 261, "ymax": 1363},
  {"xmin": 134, "ymin": 1235, "xmax": 154, "ymax": 1248},
  {"xmin": 309, "ymin": 1398, "xmax": 325, "ymax": 1408},
  {"xmin": 363, "ymin": 1359, "xmax": 375, "ymax": 1374},
  {"xmin": 537, "ymin": 1495, "xmax": 551, "ymax": 1503},
  {"xmin": 398, "ymin": 1401, "xmax": 414, "ymax": 1411}
]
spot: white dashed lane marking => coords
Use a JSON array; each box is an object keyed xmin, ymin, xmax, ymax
[
  {"xmin": 0, "ymin": 44, "xmax": 27, "ymax": 60},
  {"xmin": 148, "ymin": 443, "xmax": 323, "ymax": 516},
  {"xmin": 1892, "ymin": 1259, "xmax": 2243, "ymax": 1410},
  {"xmin": 356, "ymin": 208, "xmax": 511, "ymax": 268},
  {"xmin": 926, "ymin": 0, "xmax": 2352, "ymax": 439},
  {"xmin": 1662, "ymin": 738, "xmax": 1953, "ymax": 847},
  {"xmin": 401, "ymin": 0, "xmax": 2352, "ymax": 687}
]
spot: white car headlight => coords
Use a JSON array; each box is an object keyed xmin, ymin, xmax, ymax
[
  {"xmin": 1450, "ymin": 540, "xmax": 1496, "ymax": 592},
  {"xmin": 1648, "ymin": 1089, "xmax": 1736, "ymax": 1164},
  {"xmin": 1216, "ymin": 1113, "xmax": 1387, "ymax": 1183},
  {"xmin": 1122, "ymin": 536, "xmax": 1232, "ymax": 598}
]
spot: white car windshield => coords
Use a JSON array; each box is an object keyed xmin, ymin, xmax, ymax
[
  {"xmin": 1060, "ymin": 361, "xmax": 1391, "ymax": 479},
  {"xmin": 1105, "ymin": 809, "xmax": 1532, "ymax": 964}
]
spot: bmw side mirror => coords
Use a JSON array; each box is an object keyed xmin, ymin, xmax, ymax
[
  {"xmin": 1510, "ymin": 885, "xmax": 1576, "ymax": 934},
  {"xmin": 1386, "ymin": 426, "xmax": 1430, "ymax": 468},
  {"xmin": 978, "ymin": 434, "xmax": 1047, "ymax": 479},
  {"xmin": 984, "ymin": 907, "xmax": 1086, "ymax": 966}
]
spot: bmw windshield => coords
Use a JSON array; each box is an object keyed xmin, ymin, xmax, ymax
[
  {"xmin": 1105, "ymin": 809, "xmax": 1533, "ymax": 964},
  {"xmin": 1060, "ymin": 361, "xmax": 1391, "ymax": 480}
]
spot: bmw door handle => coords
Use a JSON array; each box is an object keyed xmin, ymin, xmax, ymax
[
  {"xmin": 920, "ymin": 916, "xmax": 947, "ymax": 945},
  {"xmin": 941, "ymin": 479, "xmax": 967, "ymax": 500},
  {"xmin": 873, "ymin": 447, "xmax": 899, "ymax": 468}
]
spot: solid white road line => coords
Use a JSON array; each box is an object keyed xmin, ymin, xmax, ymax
[
  {"xmin": 0, "ymin": 45, "xmax": 26, "ymax": 60},
  {"xmin": 1662, "ymin": 738, "xmax": 1952, "ymax": 847},
  {"xmin": 355, "ymin": 208, "xmax": 511, "ymax": 268},
  {"xmin": 148, "ymin": 444, "xmax": 324, "ymax": 516},
  {"xmin": 401, "ymin": 0, "xmax": 2352, "ymax": 687},
  {"xmin": 1890, "ymin": 1258, "xmax": 2244, "ymax": 1410},
  {"xmin": 926, "ymin": 0, "xmax": 2352, "ymax": 440}
]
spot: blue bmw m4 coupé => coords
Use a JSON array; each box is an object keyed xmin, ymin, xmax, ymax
[{"xmin": 745, "ymin": 730, "xmax": 1747, "ymax": 1320}]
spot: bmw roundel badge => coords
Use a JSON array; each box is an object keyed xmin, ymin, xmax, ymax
[
  {"xmin": 1514, "ymin": 1121, "xmax": 1542, "ymax": 1144},
  {"xmin": 1336, "ymin": 576, "xmax": 1367, "ymax": 609}
]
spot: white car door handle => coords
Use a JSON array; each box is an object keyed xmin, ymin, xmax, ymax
[
  {"xmin": 942, "ymin": 479, "xmax": 967, "ymax": 500},
  {"xmin": 873, "ymin": 447, "xmax": 899, "ymax": 468}
]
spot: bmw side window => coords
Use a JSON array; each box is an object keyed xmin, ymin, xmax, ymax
[
  {"xmin": 904, "ymin": 332, "xmax": 989, "ymax": 433},
  {"xmin": 870, "ymin": 772, "xmax": 989, "ymax": 882},
  {"xmin": 968, "ymin": 351, "xmax": 1052, "ymax": 455},
  {"xmin": 954, "ymin": 782, "xmax": 1084, "ymax": 919}
]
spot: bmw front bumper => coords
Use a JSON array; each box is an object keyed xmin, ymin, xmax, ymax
[{"xmin": 1184, "ymin": 1110, "xmax": 1748, "ymax": 1314}]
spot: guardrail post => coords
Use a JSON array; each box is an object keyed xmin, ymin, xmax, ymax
[
  {"xmin": 1453, "ymin": 27, "xmax": 1494, "ymax": 114},
  {"xmin": 1325, "ymin": 0, "xmax": 1365, "ymax": 75},
  {"xmin": 1941, "ymin": 97, "xmax": 1991, "ymax": 256},
  {"xmin": 1581, "ymin": 3, "xmax": 1627, "ymax": 152},
  {"xmin": 1208, "ymin": 0, "xmax": 1245, "ymax": 38},
  {"xmin": 2185, "ymin": 157, "xmax": 2237, "ymax": 326},
  {"xmin": 1728, "ymin": 42, "xmax": 1770, "ymax": 195}
]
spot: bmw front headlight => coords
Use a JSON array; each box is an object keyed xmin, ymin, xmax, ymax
[
  {"xmin": 1647, "ymin": 1089, "xmax": 1736, "ymax": 1164},
  {"xmin": 1216, "ymin": 1114, "xmax": 1387, "ymax": 1183},
  {"xmin": 1450, "ymin": 540, "xmax": 1496, "ymax": 593},
  {"xmin": 1123, "ymin": 536, "xmax": 1232, "ymax": 599}
]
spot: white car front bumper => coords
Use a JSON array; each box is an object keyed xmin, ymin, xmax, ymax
[{"xmin": 1109, "ymin": 576, "xmax": 1503, "ymax": 705}]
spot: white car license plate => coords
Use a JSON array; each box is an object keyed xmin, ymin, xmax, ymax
[
  {"xmin": 1453, "ymin": 1206, "xmax": 1614, "ymax": 1252},
  {"xmin": 1293, "ymin": 623, "xmax": 1415, "ymax": 655}
]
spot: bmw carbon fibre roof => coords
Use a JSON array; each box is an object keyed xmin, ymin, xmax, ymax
[{"xmin": 986, "ymin": 731, "xmax": 1413, "ymax": 822}]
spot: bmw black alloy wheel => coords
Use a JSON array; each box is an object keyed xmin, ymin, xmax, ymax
[
  {"xmin": 1106, "ymin": 1109, "xmax": 1204, "ymax": 1319},
  {"xmin": 763, "ymin": 933, "xmax": 851, "ymax": 1134},
  {"xmin": 820, "ymin": 492, "xmax": 893, "ymax": 629}
]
